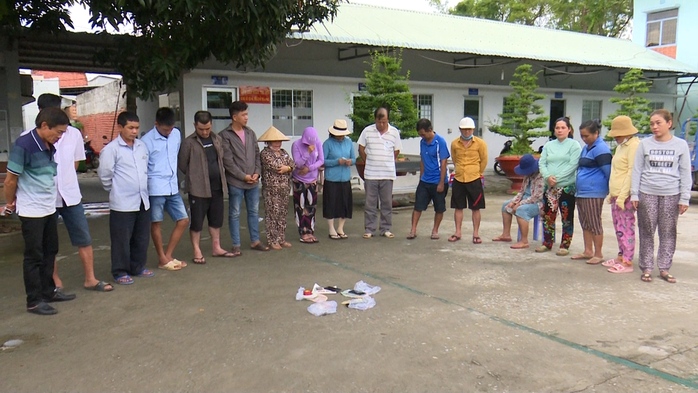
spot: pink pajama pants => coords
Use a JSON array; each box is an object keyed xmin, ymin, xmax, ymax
[{"xmin": 610, "ymin": 197, "xmax": 635, "ymax": 263}]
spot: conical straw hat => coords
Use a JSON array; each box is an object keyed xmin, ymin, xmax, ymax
[{"xmin": 258, "ymin": 126, "xmax": 289, "ymax": 142}]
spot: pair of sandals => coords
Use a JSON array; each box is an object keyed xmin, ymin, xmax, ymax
[
  {"xmin": 641, "ymin": 270, "xmax": 676, "ymax": 283},
  {"xmin": 328, "ymin": 233, "xmax": 348, "ymax": 240},
  {"xmin": 269, "ymin": 242, "xmax": 293, "ymax": 250},
  {"xmin": 300, "ymin": 235, "xmax": 319, "ymax": 243}
]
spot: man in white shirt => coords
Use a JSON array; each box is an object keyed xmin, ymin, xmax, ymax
[
  {"xmin": 98, "ymin": 112, "xmax": 153, "ymax": 285},
  {"xmin": 357, "ymin": 106, "xmax": 403, "ymax": 239},
  {"xmin": 34, "ymin": 94, "xmax": 113, "ymax": 292}
]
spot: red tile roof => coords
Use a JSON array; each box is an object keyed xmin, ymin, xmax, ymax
[{"xmin": 32, "ymin": 70, "xmax": 88, "ymax": 88}]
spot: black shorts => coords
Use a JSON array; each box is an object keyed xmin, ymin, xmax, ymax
[
  {"xmin": 414, "ymin": 180, "xmax": 448, "ymax": 213},
  {"xmin": 189, "ymin": 190, "xmax": 224, "ymax": 232},
  {"xmin": 450, "ymin": 178, "xmax": 485, "ymax": 210}
]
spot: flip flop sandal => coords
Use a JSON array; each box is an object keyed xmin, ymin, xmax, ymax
[
  {"xmin": 85, "ymin": 281, "xmax": 114, "ymax": 292},
  {"xmin": 472, "ymin": 236, "xmax": 482, "ymax": 244},
  {"xmin": 659, "ymin": 272, "xmax": 676, "ymax": 283},
  {"xmin": 571, "ymin": 254, "xmax": 593, "ymax": 260},
  {"xmin": 555, "ymin": 249, "xmax": 570, "ymax": 256},
  {"xmin": 586, "ymin": 257, "xmax": 604, "ymax": 265},
  {"xmin": 430, "ymin": 234, "xmax": 440, "ymax": 240},
  {"xmin": 281, "ymin": 242, "xmax": 293, "ymax": 248},
  {"xmin": 382, "ymin": 231, "xmax": 395, "ymax": 238},
  {"xmin": 328, "ymin": 234, "xmax": 342, "ymax": 240},
  {"xmin": 602, "ymin": 258, "xmax": 618, "ymax": 267},
  {"xmin": 362, "ymin": 233, "xmax": 373, "ymax": 239},
  {"xmin": 115, "ymin": 275, "xmax": 134, "ymax": 285},
  {"xmin": 338, "ymin": 233, "xmax": 348, "ymax": 239},
  {"xmin": 137, "ymin": 268, "xmax": 155, "ymax": 277},
  {"xmin": 158, "ymin": 261, "xmax": 181, "ymax": 271},
  {"xmin": 448, "ymin": 235, "xmax": 461, "ymax": 242},
  {"xmin": 492, "ymin": 237, "xmax": 512, "ymax": 242},
  {"xmin": 212, "ymin": 252, "xmax": 237, "ymax": 258},
  {"xmin": 406, "ymin": 233, "xmax": 417, "ymax": 240},
  {"xmin": 250, "ymin": 242, "xmax": 270, "ymax": 251},
  {"xmin": 607, "ymin": 263, "xmax": 633, "ymax": 274},
  {"xmin": 192, "ymin": 257, "xmax": 207, "ymax": 264},
  {"xmin": 640, "ymin": 272, "xmax": 652, "ymax": 282},
  {"xmin": 535, "ymin": 246, "xmax": 551, "ymax": 253}
]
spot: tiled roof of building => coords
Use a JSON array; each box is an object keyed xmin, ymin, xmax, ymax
[{"xmin": 32, "ymin": 71, "xmax": 88, "ymax": 88}]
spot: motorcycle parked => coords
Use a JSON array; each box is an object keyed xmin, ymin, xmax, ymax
[
  {"xmin": 493, "ymin": 140, "xmax": 512, "ymax": 176},
  {"xmin": 84, "ymin": 140, "xmax": 99, "ymax": 170}
]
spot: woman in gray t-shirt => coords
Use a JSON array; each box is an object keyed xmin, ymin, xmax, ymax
[{"xmin": 630, "ymin": 109, "xmax": 692, "ymax": 284}]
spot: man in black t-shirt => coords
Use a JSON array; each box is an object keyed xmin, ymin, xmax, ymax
[{"xmin": 177, "ymin": 111, "xmax": 235, "ymax": 263}]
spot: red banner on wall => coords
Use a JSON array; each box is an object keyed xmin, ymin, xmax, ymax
[{"xmin": 239, "ymin": 86, "xmax": 271, "ymax": 104}]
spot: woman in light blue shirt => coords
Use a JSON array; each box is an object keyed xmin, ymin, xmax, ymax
[{"xmin": 322, "ymin": 119, "xmax": 356, "ymax": 239}]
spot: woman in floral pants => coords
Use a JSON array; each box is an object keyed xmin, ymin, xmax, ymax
[
  {"xmin": 259, "ymin": 126, "xmax": 294, "ymax": 250},
  {"xmin": 537, "ymin": 117, "xmax": 581, "ymax": 256}
]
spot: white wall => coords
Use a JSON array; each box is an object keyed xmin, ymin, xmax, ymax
[
  {"xmin": 22, "ymin": 77, "xmax": 60, "ymax": 130},
  {"xmin": 181, "ymin": 70, "xmax": 675, "ymax": 167}
]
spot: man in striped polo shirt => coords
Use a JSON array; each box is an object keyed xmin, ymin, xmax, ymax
[
  {"xmin": 4, "ymin": 108, "xmax": 76, "ymax": 315},
  {"xmin": 357, "ymin": 106, "xmax": 403, "ymax": 239}
]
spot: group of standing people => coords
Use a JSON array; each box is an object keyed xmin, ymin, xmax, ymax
[{"xmin": 493, "ymin": 111, "xmax": 691, "ymax": 283}]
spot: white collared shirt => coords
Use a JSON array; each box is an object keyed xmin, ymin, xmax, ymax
[
  {"xmin": 53, "ymin": 125, "xmax": 85, "ymax": 207},
  {"xmin": 98, "ymin": 135, "xmax": 150, "ymax": 212}
]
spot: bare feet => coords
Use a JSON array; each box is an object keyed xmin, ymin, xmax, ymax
[{"xmin": 510, "ymin": 242, "xmax": 529, "ymax": 249}]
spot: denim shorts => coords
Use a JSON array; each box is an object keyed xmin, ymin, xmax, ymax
[
  {"xmin": 58, "ymin": 203, "xmax": 92, "ymax": 247},
  {"xmin": 501, "ymin": 199, "xmax": 540, "ymax": 221},
  {"xmin": 149, "ymin": 194, "xmax": 189, "ymax": 222}
]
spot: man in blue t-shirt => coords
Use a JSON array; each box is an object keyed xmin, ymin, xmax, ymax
[{"xmin": 407, "ymin": 119, "xmax": 451, "ymax": 240}]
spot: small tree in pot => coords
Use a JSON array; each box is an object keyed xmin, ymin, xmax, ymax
[
  {"xmin": 488, "ymin": 64, "xmax": 549, "ymax": 192},
  {"xmin": 349, "ymin": 49, "xmax": 419, "ymax": 179}
]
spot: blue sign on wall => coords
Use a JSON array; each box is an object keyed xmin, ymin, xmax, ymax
[
  {"xmin": 554, "ymin": 92, "xmax": 563, "ymax": 99},
  {"xmin": 468, "ymin": 88, "xmax": 479, "ymax": 96},
  {"xmin": 212, "ymin": 76, "xmax": 229, "ymax": 85}
]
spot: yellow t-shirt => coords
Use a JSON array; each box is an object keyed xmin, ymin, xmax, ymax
[
  {"xmin": 451, "ymin": 136, "xmax": 488, "ymax": 183},
  {"xmin": 609, "ymin": 136, "xmax": 640, "ymax": 200}
]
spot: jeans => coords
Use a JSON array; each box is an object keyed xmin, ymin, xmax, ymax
[
  {"xmin": 228, "ymin": 184, "xmax": 260, "ymax": 246},
  {"xmin": 20, "ymin": 212, "xmax": 58, "ymax": 307}
]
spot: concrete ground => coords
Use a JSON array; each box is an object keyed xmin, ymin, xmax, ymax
[{"xmin": 1, "ymin": 172, "xmax": 698, "ymax": 393}]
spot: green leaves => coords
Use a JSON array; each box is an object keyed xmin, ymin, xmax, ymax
[
  {"xmin": 603, "ymin": 68, "xmax": 653, "ymax": 135},
  {"xmin": 349, "ymin": 50, "xmax": 420, "ymax": 141},
  {"xmin": 450, "ymin": 0, "xmax": 632, "ymax": 37},
  {"xmin": 5, "ymin": 0, "xmax": 338, "ymax": 99},
  {"xmin": 488, "ymin": 64, "xmax": 549, "ymax": 155}
]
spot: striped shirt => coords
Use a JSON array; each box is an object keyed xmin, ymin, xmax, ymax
[{"xmin": 358, "ymin": 124, "xmax": 402, "ymax": 180}]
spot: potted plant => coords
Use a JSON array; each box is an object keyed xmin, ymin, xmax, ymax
[
  {"xmin": 349, "ymin": 49, "xmax": 419, "ymax": 180},
  {"xmin": 488, "ymin": 64, "xmax": 549, "ymax": 193}
]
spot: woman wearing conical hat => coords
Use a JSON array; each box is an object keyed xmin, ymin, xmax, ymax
[{"xmin": 259, "ymin": 126, "xmax": 294, "ymax": 250}]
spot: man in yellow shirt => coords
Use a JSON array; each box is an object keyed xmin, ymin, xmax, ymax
[{"xmin": 449, "ymin": 117, "xmax": 488, "ymax": 244}]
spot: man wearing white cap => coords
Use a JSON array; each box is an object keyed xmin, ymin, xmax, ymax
[
  {"xmin": 449, "ymin": 117, "xmax": 488, "ymax": 244},
  {"xmin": 357, "ymin": 106, "xmax": 403, "ymax": 239}
]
